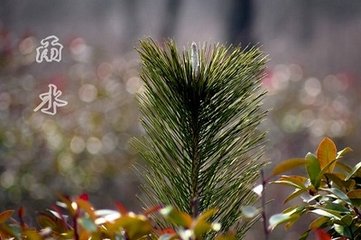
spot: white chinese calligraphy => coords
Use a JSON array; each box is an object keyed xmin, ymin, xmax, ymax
[
  {"xmin": 34, "ymin": 84, "xmax": 68, "ymax": 115},
  {"xmin": 36, "ymin": 35, "xmax": 63, "ymax": 63}
]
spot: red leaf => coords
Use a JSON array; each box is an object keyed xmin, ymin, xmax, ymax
[
  {"xmin": 144, "ymin": 205, "xmax": 163, "ymax": 216},
  {"xmin": 78, "ymin": 193, "xmax": 89, "ymax": 201},
  {"xmin": 115, "ymin": 202, "xmax": 128, "ymax": 215},
  {"xmin": 315, "ymin": 229, "xmax": 331, "ymax": 240},
  {"xmin": 158, "ymin": 227, "xmax": 176, "ymax": 234},
  {"xmin": 0, "ymin": 210, "xmax": 14, "ymax": 224}
]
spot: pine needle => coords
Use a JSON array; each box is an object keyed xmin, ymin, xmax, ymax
[{"xmin": 131, "ymin": 38, "xmax": 268, "ymax": 238}]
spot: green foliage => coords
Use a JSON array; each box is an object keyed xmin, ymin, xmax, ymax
[
  {"xmin": 0, "ymin": 195, "xmax": 234, "ymax": 240},
  {"xmin": 270, "ymin": 137, "xmax": 361, "ymax": 239},
  {"xmin": 132, "ymin": 38, "xmax": 267, "ymax": 237}
]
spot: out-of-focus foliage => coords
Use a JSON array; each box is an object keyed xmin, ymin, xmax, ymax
[
  {"xmin": 270, "ymin": 137, "xmax": 361, "ymax": 239},
  {"xmin": 0, "ymin": 29, "xmax": 142, "ymax": 209},
  {"xmin": 0, "ymin": 194, "xmax": 234, "ymax": 240},
  {"xmin": 263, "ymin": 64, "xmax": 359, "ymax": 161}
]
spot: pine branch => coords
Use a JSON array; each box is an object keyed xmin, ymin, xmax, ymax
[{"xmin": 132, "ymin": 38, "xmax": 268, "ymax": 237}]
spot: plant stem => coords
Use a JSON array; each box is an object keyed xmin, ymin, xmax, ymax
[
  {"xmin": 190, "ymin": 115, "xmax": 201, "ymax": 218},
  {"xmin": 261, "ymin": 170, "xmax": 269, "ymax": 240},
  {"xmin": 73, "ymin": 209, "xmax": 79, "ymax": 240}
]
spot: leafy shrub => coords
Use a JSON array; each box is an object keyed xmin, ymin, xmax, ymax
[
  {"xmin": 0, "ymin": 194, "xmax": 235, "ymax": 240},
  {"xmin": 270, "ymin": 137, "xmax": 361, "ymax": 239}
]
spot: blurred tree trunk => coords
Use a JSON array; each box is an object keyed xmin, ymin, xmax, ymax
[
  {"xmin": 0, "ymin": 0, "xmax": 13, "ymax": 26},
  {"xmin": 123, "ymin": 0, "xmax": 140, "ymax": 49},
  {"xmin": 226, "ymin": 0, "xmax": 254, "ymax": 45},
  {"xmin": 160, "ymin": 0, "xmax": 181, "ymax": 39}
]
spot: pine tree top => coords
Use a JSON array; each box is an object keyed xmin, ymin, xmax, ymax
[{"xmin": 132, "ymin": 38, "xmax": 268, "ymax": 238}]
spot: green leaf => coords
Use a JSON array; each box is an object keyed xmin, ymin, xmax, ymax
[
  {"xmin": 299, "ymin": 230, "xmax": 310, "ymax": 240},
  {"xmin": 305, "ymin": 153, "xmax": 321, "ymax": 189},
  {"xmin": 316, "ymin": 137, "xmax": 337, "ymax": 172},
  {"xmin": 319, "ymin": 159, "xmax": 339, "ymax": 178},
  {"xmin": 309, "ymin": 216, "xmax": 328, "ymax": 229},
  {"xmin": 269, "ymin": 207, "xmax": 303, "ymax": 230},
  {"xmin": 110, "ymin": 214, "xmax": 153, "ymax": 239},
  {"xmin": 284, "ymin": 188, "xmax": 307, "ymax": 204},
  {"xmin": 310, "ymin": 207, "xmax": 342, "ymax": 220},
  {"xmin": 273, "ymin": 175, "xmax": 307, "ymax": 189},
  {"xmin": 269, "ymin": 213, "xmax": 298, "ymax": 230},
  {"xmin": 323, "ymin": 173, "xmax": 346, "ymax": 189},
  {"xmin": 345, "ymin": 162, "xmax": 361, "ymax": 181},
  {"xmin": 324, "ymin": 201, "xmax": 350, "ymax": 214},
  {"xmin": 160, "ymin": 206, "xmax": 192, "ymax": 228},
  {"xmin": 320, "ymin": 187, "xmax": 352, "ymax": 205},
  {"xmin": 334, "ymin": 224, "xmax": 353, "ymax": 238},
  {"xmin": 272, "ymin": 158, "xmax": 306, "ymax": 176},
  {"xmin": 341, "ymin": 215, "xmax": 353, "ymax": 226}
]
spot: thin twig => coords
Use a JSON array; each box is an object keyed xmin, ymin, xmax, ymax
[{"xmin": 261, "ymin": 169, "xmax": 270, "ymax": 240}]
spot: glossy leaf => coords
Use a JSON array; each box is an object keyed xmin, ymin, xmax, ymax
[
  {"xmin": 111, "ymin": 214, "xmax": 153, "ymax": 239},
  {"xmin": 299, "ymin": 230, "xmax": 310, "ymax": 240},
  {"xmin": 160, "ymin": 206, "xmax": 193, "ymax": 228},
  {"xmin": 341, "ymin": 215, "xmax": 353, "ymax": 226},
  {"xmin": 345, "ymin": 162, "xmax": 361, "ymax": 181},
  {"xmin": 334, "ymin": 224, "xmax": 353, "ymax": 239},
  {"xmin": 309, "ymin": 217, "xmax": 328, "ymax": 230},
  {"xmin": 318, "ymin": 159, "xmax": 339, "ymax": 178},
  {"xmin": 316, "ymin": 137, "xmax": 337, "ymax": 172},
  {"xmin": 272, "ymin": 158, "xmax": 306, "ymax": 176},
  {"xmin": 274, "ymin": 175, "xmax": 307, "ymax": 189},
  {"xmin": 310, "ymin": 208, "xmax": 341, "ymax": 220},
  {"xmin": 324, "ymin": 202, "xmax": 350, "ymax": 214},
  {"xmin": 269, "ymin": 213, "xmax": 298, "ymax": 230},
  {"xmin": 305, "ymin": 153, "xmax": 321, "ymax": 188},
  {"xmin": 336, "ymin": 147, "xmax": 352, "ymax": 159},
  {"xmin": 323, "ymin": 173, "xmax": 346, "ymax": 189},
  {"xmin": 284, "ymin": 188, "xmax": 307, "ymax": 204},
  {"xmin": 269, "ymin": 207, "xmax": 303, "ymax": 230},
  {"xmin": 321, "ymin": 188, "xmax": 351, "ymax": 205}
]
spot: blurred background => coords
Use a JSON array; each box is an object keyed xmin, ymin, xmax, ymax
[{"xmin": 1, "ymin": 0, "xmax": 361, "ymax": 239}]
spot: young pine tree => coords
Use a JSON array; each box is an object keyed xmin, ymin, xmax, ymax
[{"xmin": 132, "ymin": 38, "xmax": 267, "ymax": 238}]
